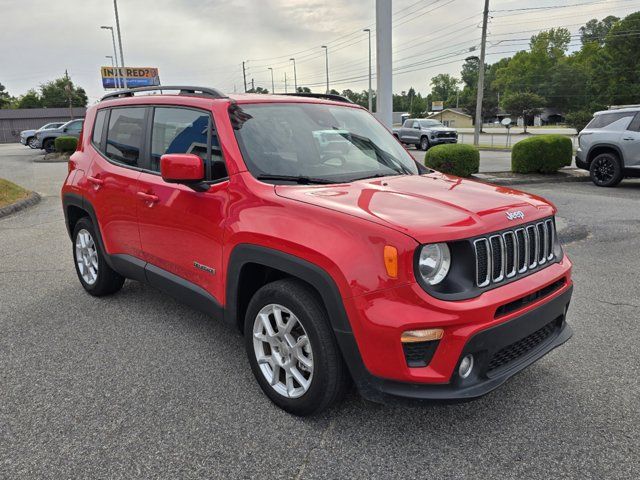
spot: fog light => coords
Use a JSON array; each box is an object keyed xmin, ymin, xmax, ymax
[
  {"xmin": 401, "ymin": 328, "xmax": 443, "ymax": 343},
  {"xmin": 458, "ymin": 354, "xmax": 474, "ymax": 379}
]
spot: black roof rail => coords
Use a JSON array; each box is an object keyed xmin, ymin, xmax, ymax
[
  {"xmin": 101, "ymin": 86, "xmax": 227, "ymax": 102},
  {"xmin": 279, "ymin": 92, "xmax": 354, "ymax": 104}
]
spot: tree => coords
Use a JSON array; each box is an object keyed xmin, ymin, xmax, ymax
[
  {"xmin": 39, "ymin": 76, "xmax": 88, "ymax": 108},
  {"xmin": 430, "ymin": 74, "xmax": 459, "ymax": 107},
  {"xmin": 296, "ymin": 86, "xmax": 311, "ymax": 93},
  {"xmin": 502, "ymin": 92, "xmax": 546, "ymax": 133},
  {"xmin": 15, "ymin": 89, "xmax": 42, "ymax": 109},
  {"xmin": 580, "ymin": 16, "xmax": 619, "ymax": 45},
  {"xmin": 0, "ymin": 82, "xmax": 11, "ymax": 109},
  {"xmin": 247, "ymin": 86, "xmax": 269, "ymax": 94}
]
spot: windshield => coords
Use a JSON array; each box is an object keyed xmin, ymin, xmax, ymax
[
  {"xmin": 231, "ymin": 103, "xmax": 419, "ymax": 183},
  {"xmin": 419, "ymin": 120, "xmax": 443, "ymax": 128}
]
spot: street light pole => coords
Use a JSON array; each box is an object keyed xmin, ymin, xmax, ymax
[
  {"xmin": 100, "ymin": 26, "xmax": 120, "ymax": 89},
  {"xmin": 106, "ymin": 55, "xmax": 115, "ymax": 70},
  {"xmin": 113, "ymin": 0, "xmax": 127, "ymax": 88},
  {"xmin": 474, "ymin": 0, "xmax": 490, "ymax": 146},
  {"xmin": 284, "ymin": 72, "xmax": 288, "ymax": 94},
  {"xmin": 376, "ymin": 0, "xmax": 393, "ymax": 129},
  {"xmin": 268, "ymin": 67, "xmax": 275, "ymax": 94},
  {"xmin": 290, "ymin": 58, "xmax": 297, "ymax": 92},
  {"xmin": 321, "ymin": 46, "xmax": 329, "ymax": 94},
  {"xmin": 363, "ymin": 28, "xmax": 373, "ymax": 112}
]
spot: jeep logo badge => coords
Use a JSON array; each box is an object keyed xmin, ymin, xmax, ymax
[{"xmin": 505, "ymin": 210, "xmax": 525, "ymax": 221}]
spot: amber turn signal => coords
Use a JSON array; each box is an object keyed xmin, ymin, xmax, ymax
[
  {"xmin": 401, "ymin": 328, "xmax": 444, "ymax": 343},
  {"xmin": 383, "ymin": 245, "xmax": 398, "ymax": 278}
]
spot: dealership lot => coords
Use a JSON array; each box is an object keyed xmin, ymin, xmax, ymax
[{"xmin": 1, "ymin": 143, "xmax": 639, "ymax": 479}]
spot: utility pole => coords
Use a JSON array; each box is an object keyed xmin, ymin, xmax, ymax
[
  {"xmin": 376, "ymin": 0, "xmax": 392, "ymax": 129},
  {"xmin": 113, "ymin": 0, "xmax": 127, "ymax": 88},
  {"xmin": 290, "ymin": 58, "xmax": 297, "ymax": 92},
  {"xmin": 474, "ymin": 0, "xmax": 490, "ymax": 146},
  {"xmin": 251, "ymin": 78, "xmax": 255, "ymax": 92},
  {"xmin": 242, "ymin": 61, "xmax": 247, "ymax": 93},
  {"xmin": 284, "ymin": 72, "xmax": 288, "ymax": 94},
  {"xmin": 321, "ymin": 46, "xmax": 329, "ymax": 94},
  {"xmin": 64, "ymin": 69, "xmax": 73, "ymax": 119},
  {"xmin": 364, "ymin": 28, "xmax": 373, "ymax": 112},
  {"xmin": 268, "ymin": 67, "xmax": 275, "ymax": 94}
]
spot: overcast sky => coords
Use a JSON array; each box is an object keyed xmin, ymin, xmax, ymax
[{"xmin": 1, "ymin": 0, "xmax": 637, "ymax": 103}]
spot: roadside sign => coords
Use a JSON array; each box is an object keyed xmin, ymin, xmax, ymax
[
  {"xmin": 432, "ymin": 101, "xmax": 444, "ymax": 111},
  {"xmin": 101, "ymin": 67, "xmax": 160, "ymax": 89}
]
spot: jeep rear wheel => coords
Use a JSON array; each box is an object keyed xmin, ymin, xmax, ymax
[
  {"xmin": 590, "ymin": 152, "xmax": 623, "ymax": 187},
  {"xmin": 244, "ymin": 279, "xmax": 349, "ymax": 416},
  {"xmin": 72, "ymin": 217, "xmax": 125, "ymax": 296}
]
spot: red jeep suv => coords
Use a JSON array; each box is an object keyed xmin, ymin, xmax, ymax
[{"xmin": 62, "ymin": 86, "xmax": 573, "ymax": 415}]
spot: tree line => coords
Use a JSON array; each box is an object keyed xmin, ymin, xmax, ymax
[{"xmin": 0, "ymin": 75, "xmax": 88, "ymax": 110}]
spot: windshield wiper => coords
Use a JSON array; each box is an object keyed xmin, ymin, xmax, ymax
[{"xmin": 256, "ymin": 174, "xmax": 336, "ymax": 185}]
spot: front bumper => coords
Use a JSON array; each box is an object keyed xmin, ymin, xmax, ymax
[
  {"xmin": 431, "ymin": 137, "xmax": 458, "ymax": 145},
  {"xmin": 347, "ymin": 286, "xmax": 572, "ymax": 403},
  {"xmin": 336, "ymin": 257, "xmax": 573, "ymax": 403}
]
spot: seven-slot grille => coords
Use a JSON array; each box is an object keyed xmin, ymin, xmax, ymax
[{"xmin": 474, "ymin": 218, "xmax": 556, "ymax": 288}]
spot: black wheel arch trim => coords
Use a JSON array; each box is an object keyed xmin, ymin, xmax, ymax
[{"xmin": 587, "ymin": 143, "xmax": 625, "ymax": 164}]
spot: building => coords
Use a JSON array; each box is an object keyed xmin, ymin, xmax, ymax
[
  {"xmin": 426, "ymin": 108, "xmax": 473, "ymax": 128},
  {"xmin": 0, "ymin": 107, "xmax": 87, "ymax": 143}
]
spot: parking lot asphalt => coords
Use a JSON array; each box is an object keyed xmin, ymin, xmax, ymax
[{"xmin": 1, "ymin": 143, "xmax": 639, "ymax": 479}]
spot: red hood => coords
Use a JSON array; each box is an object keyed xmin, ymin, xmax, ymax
[{"xmin": 275, "ymin": 173, "xmax": 555, "ymax": 244}]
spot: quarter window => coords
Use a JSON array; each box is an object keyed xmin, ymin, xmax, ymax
[
  {"xmin": 627, "ymin": 113, "xmax": 640, "ymax": 132},
  {"xmin": 151, "ymin": 107, "xmax": 227, "ymax": 179},
  {"xmin": 105, "ymin": 108, "xmax": 146, "ymax": 167},
  {"xmin": 92, "ymin": 110, "xmax": 107, "ymax": 146},
  {"xmin": 587, "ymin": 112, "xmax": 635, "ymax": 129}
]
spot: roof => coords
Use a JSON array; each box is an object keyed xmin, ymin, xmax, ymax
[
  {"xmin": 0, "ymin": 107, "xmax": 87, "ymax": 120},
  {"xmin": 427, "ymin": 108, "xmax": 472, "ymax": 118}
]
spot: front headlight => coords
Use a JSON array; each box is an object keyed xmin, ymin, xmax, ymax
[{"xmin": 417, "ymin": 243, "xmax": 451, "ymax": 285}]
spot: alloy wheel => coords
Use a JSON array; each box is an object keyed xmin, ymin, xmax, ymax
[
  {"xmin": 75, "ymin": 229, "xmax": 98, "ymax": 285},
  {"xmin": 252, "ymin": 303, "xmax": 313, "ymax": 398},
  {"xmin": 593, "ymin": 156, "xmax": 615, "ymax": 184}
]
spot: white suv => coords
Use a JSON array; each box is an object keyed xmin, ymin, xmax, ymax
[{"xmin": 576, "ymin": 107, "xmax": 640, "ymax": 187}]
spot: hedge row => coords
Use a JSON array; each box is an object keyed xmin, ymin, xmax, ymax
[
  {"xmin": 511, "ymin": 135, "xmax": 573, "ymax": 174},
  {"xmin": 54, "ymin": 136, "xmax": 78, "ymax": 153},
  {"xmin": 423, "ymin": 144, "xmax": 480, "ymax": 177}
]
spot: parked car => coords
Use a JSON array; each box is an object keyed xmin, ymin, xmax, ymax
[
  {"xmin": 20, "ymin": 122, "xmax": 65, "ymax": 149},
  {"xmin": 35, "ymin": 119, "xmax": 83, "ymax": 153},
  {"xmin": 62, "ymin": 87, "xmax": 573, "ymax": 416},
  {"xmin": 393, "ymin": 118, "xmax": 458, "ymax": 150},
  {"xmin": 575, "ymin": 107, "xmax": 640, "ymax": 187}
]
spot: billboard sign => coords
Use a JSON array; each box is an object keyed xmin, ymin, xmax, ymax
[
  {"xmin": 432, "ymin": 101, "xmax": 444, "ymax": 112},
  {"xmin": 101, "ymin": 67, "xmax": 160, "ymax": 89}
]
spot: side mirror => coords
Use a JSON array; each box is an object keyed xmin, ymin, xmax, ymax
[
  {"xmin": 160, "ymin": 153, "xmax": 209, "ymax": 191},
  {"xmin": 63, "ymin": 128, "xmax": 68, "ymax": 133}
]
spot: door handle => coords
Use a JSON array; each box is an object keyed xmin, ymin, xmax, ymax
[
  {"xmin": 622, "ymin": 137, "xmax": 635, "ymax": 141},
  {"xmin": 137, "ymin": 191, "xmax": 159, "ymax": 204},
  {"xmin": 87, "ymin": 176, "xmax": 104, "ymax": 187}
]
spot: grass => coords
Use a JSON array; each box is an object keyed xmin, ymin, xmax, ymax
[{"xmin": 0, "ymin": 178, "xmax": 30, "ymax": 209}]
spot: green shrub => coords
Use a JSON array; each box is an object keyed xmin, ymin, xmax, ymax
[
  {"xmin": 511, "ymin": 135, "xmax": 573, "ymax": 174},
  {"xmin": 424, "ymin": 144, "xmax": 480, "ymax": 178},
  {"xmin": 54, "ymin": 136, "xmax": 77, "ymax": 153}
]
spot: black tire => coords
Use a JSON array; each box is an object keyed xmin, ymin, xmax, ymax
[
  {"xmin": 27, "ymin": 137, "xmax": 37, "ymax": 149},
  {"xmin": 590, "ymin": 152, "xmax": 623, "ymax": 187},
  {"xmin": 244, "ymin": 279, "xmax": 349, "ymax": 416},
  {"xmin": 43, "ymin": 138, "xmax": 55, "ymax": 154},
  {"xmin": 72, "ymin": 217, "xmax": 125, "ymax": 296},
  {"xmin": 419, "ymin": 136, "xmax": 430, "ymax": 151}
]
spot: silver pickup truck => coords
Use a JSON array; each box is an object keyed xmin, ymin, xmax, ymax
[{"xmin": 393, "ymin": 118, "xmax": 458, "ymax": 151}]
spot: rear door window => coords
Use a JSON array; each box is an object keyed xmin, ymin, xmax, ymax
[{"xmin": 105, "ymin": 108, "xmax": 146, "ymax": 167}]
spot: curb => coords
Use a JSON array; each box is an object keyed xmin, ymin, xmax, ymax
[
  {"xmin": 472, "ymin": 169, "xmax": 590, "ymax": 186},
  {"xmin": 0, "ymin": 191, "xmax": 41, "ymax": 218},
  {"xmin": 35, "ymin": 153, "xmax": 71, "ymax": 163}
]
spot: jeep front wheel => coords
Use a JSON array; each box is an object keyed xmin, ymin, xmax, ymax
[
  {"xmin": 244, "ymin": 279, "xmax": 349, "ymax": 416},
  {"xmin": 590, "ymin": 152, "xmax": 623, "ymax": 187}
]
